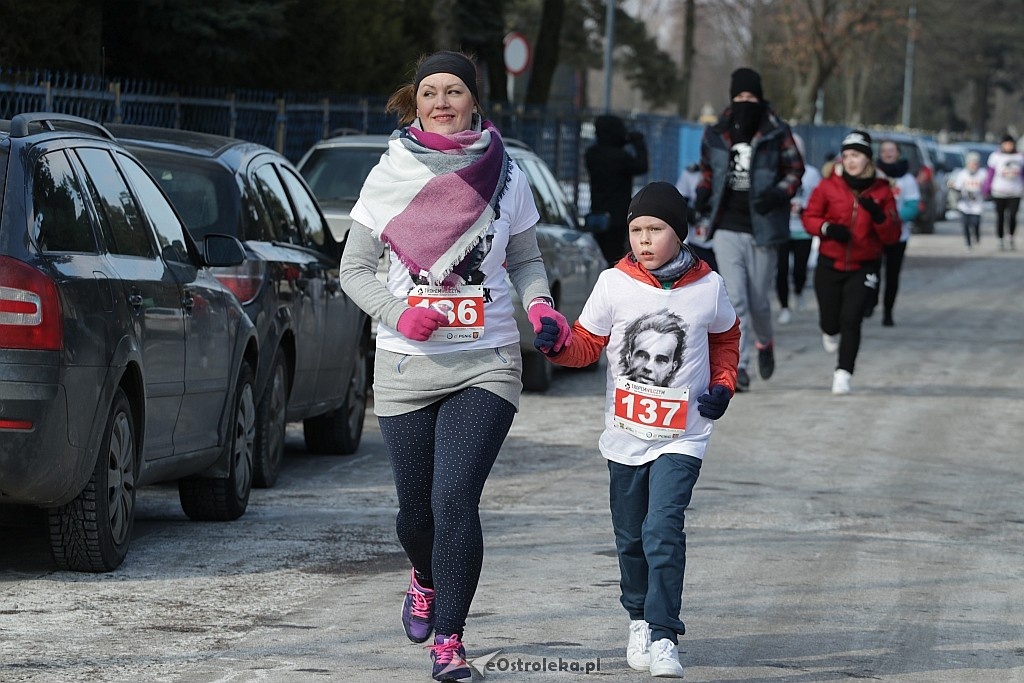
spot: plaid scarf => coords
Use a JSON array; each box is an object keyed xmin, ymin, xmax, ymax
[{"xmin": 357, "ymin": 120, "xmax": 511, "ymax": 286}]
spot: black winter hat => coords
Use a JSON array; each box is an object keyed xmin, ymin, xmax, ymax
[
  {"xmin": 841, "ymin": 129, "xmax": 873, "ymax": 159},
  {"xmin": 729, "ymin": 67, "xmax": 763, "ymax": 100},
  {"xmin": 627, "ymin": 182, "xmax": 689, "ymax": 243}
]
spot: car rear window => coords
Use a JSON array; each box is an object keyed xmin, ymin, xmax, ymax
[
  {"xmin": 132, "ymin": 152, "xmax": 240, "ymax": 241},
  {"xmin": 300, "ymin": 146, "xmax": 383, "ymax": 201}
]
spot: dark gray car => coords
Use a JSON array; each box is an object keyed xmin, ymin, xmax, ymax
[
  {"xmin": 107, "ymin": 125, "xmax": 371, "ymax": 488},
  {"xmin": 0, "ymin": 113, "xmax": 259, "ymax": 572}
]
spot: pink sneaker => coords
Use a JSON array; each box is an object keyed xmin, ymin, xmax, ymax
[
  {"xmin": 429, "ymin": 633, "xmax": 471, "ymax": 681},
  {"xmin": 402, "ymin": 568, "xmax": 435, "ymax": 643}
]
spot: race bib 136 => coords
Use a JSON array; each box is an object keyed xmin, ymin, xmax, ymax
[{"xmin": 407, "ymin": 285, "xmax": 485, "ymax": 342}]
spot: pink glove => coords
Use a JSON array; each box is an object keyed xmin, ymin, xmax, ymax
[
  {"xmin": 396, "ymin": 306, "xmax": 448, "ymax": 342},
  {"xmin": 527, "ymin": 300, "xmax": 572, "ymax": 353}
]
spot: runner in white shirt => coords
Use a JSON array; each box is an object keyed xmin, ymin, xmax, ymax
[{"xmin": 952, "ymin": 151, "xmax": 987, "ymax": 249}]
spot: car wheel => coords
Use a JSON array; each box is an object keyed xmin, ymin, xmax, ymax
[
  {"xmin": 48, "ymin": 387, "xmax": 136, "ymax": 572},
  {"xmin": 521, "ymin": 349, "xmax": 554, "ymax": 393},
  {"xmin": 253, "ymin": 348, "xmax": 288, "ymax": 488},
  {"xmin": 179, "ymin": 363, "xmax": 256, "ymax": 521},
  {"xmin": 303, "ymin": 324, "xmax": 369, "ymax": 455}
]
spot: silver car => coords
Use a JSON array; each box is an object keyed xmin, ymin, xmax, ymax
[{"xmin": 296, "ymin": 135, "xmax": 606, "ymax": 392}]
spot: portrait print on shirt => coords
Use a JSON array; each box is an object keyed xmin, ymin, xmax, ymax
[
  {"xmin": 618, "ymin": 309, "xmax": 689, "ymax": 386},
  {"xmin": 729, "ymin": 142, "xmax": 753, "ymax": 192}
]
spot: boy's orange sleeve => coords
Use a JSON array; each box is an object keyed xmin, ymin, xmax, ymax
[
  {"xmin": 546, "ymin": 321, "xmax": 609, "ymax": 368},
  {"xmin": 709, "ymin": 317, "xmax": 741, "ymax": 395}
]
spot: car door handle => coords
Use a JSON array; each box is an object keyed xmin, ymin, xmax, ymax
[
  {"xmin": 128, "ymin": 293, "xmax": 143, "ymax": 311},
  {"xmin": 182, "ymin": 292, "xmax": 195, "ymax": 314}
]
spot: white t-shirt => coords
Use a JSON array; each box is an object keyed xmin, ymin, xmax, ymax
[
  {"xmin": 953, "ymin": 168, "xmax": 986, "ymax": 215},
  {"xmin": 351, "ymin": 163, "xmax": 540, "ymax": 355},
  {"xmin": 888, "ymin": 172, "xmax": 920, "ymax": 243},
  {"xmin": 578, "ymin": 267, "xmax": 737, "ymax": 465},
  {"xmin": 987, "ymin": 151, "xmax": 1024, "ymax": 199}
]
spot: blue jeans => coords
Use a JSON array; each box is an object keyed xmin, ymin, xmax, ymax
[{"xmin": 608, "ymin": 453, "xmax": 702, "ymax": 644}]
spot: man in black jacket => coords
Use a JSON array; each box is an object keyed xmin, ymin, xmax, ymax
[{"xmin": 586, "ymin": 115, "xmax": 649, "ymax": 264}]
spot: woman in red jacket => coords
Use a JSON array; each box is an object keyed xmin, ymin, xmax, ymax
[{"xmin": 803, "ymin": 130, "xmax": 901, "ymax": 394}]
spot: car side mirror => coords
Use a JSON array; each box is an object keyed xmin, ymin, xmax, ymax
[
  {"xmin": 203, "ymin": 234, "xmax": 247, "ymax": 267},
  {"xmin": 582, "ymin": 211, "xmax": 610, "ymax": 234}
]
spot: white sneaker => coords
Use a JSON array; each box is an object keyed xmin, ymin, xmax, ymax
[
  {"xmin": 832, "ymin": 369, "xmax": 852, "ymax": 395},
  {"xmin": 822, "ymin": 333, "xmax": 840, "ymax": 353},
  {"xmin": 777, "ymin": 308, "xmax": 792, "ymax": 325},
  {"xmin": 649, "ymin": 638, "xmax": 685, "ymax": 678},
  {"xmin": 626, "ymin": 620, "xmax": 652, "ymax": 671}
]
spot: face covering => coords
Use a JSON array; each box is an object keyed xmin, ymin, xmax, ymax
[
  {"xmin": 876, "ymin": 158, "xmax": 909, "ymax": 178},
  {"xmin": 729, "ymin": 101, "xmax": 764, "ymax": 142}
]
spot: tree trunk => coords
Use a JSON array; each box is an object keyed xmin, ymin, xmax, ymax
[
  {"xmin": 525, "ymin": 0, "xmax": 565, "ymax": 105},
  {"xmin": 432, "ymin": 0, "xmax": 458, "ymax": 49},
  {"xmin": 676, "ymin": 0, "xmax": 696, "ymax": 118},
  {"xmin": 970, "ymin": 76, "xmax": 989, "ymax": 139}
]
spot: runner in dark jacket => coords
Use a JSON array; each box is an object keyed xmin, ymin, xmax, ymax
[{"xmin": 586, "ymin": 114, "xmax": 649, "ymax": 264}]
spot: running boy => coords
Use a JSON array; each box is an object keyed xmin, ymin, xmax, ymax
[{"xmin": 535, "ymin": 182, "xmax": 740, "ymax": 677}]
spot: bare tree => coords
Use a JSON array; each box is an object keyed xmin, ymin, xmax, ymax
[{"xmin": 758, "ymin": 0, "xmax": 900, "ymax": 123}]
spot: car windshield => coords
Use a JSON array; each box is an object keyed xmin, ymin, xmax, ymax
[
  {"xmin": 131, "ymin": 151, "xmax": 240, "ymax": 240},
  {"xmin": 300, "ymin": 146, "xmax": 383, "ymax": 202}
]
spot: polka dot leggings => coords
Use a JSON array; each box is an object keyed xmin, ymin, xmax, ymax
[{"xmin": 377, "ymin": 387, "xmax": 516, "ymax": 637}]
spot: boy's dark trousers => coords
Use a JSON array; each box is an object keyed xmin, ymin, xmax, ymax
[{"xmin": 608, "ymin": 453, "xmax": 702, "ymax": 645}]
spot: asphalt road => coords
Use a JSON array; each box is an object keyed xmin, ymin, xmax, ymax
[{"xmin": 2, "ymin": 216, "xmax": 1023, "ymax": 682}]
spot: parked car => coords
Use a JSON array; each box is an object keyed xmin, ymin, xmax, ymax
[
  {"xmin": 953, "ymin": 141, "xmax": 999, "ymax": 167},
  {"xmin": 107, "ymin": 124, "xmax": 371, "ymax": 489},
  {"xmin": 0, "ymin": 113, "xmax": 259, "ymax": 572},
  {"xmin": 296, "ymin": 134, "xmax": 607, "ymax": 392},
  {"xmin": 871, "ymin": 131, "xmax": 938, "ymax": 233}
]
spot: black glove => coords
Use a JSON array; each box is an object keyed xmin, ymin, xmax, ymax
[
  {"xmin": 753, "ymin": 187, "xmax": 788, "ymax": 215},
  {"xmin": 694, "ymin": 186, "xmax": 711, "ymax": 214},
  {"xmin": 821, "ymin": 222, "xmax": 852, "ymax": 243},
  {"xmin": 533, "ymin": 317, "xmax": 562, "ymax": 357},
  {"xmin": 697, "ymin": 385, "xmax": 731, "ymax": 420},
  {"xmin": 857, "ymin": 196, "xmax": 886, "ymax": 224}
]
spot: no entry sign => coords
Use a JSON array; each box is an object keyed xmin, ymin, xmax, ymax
[{"xmin": 503, "ymin": 32, "xmax": 531, "ymax": 76}]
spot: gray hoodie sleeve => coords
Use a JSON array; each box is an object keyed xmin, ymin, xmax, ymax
[
  {"xmin": 338, "ymin": 221, "xmax": 409, "ymax": 330},
  {"xmin": 506, "ymin": 226, "xmax": 552, "ymax": 305}
]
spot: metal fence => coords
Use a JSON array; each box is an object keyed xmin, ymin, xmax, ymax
[{"xmin": 2, "ymin": 67, "xmax": 851, "ymax": 216}]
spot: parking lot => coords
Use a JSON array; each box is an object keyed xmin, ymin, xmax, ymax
[{"xmin": 2, "ymin": 214, "xmax": 1023, "ymax": 682}]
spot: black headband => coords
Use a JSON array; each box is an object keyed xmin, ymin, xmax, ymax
[{"xmin": 414, "ymin": 52, "xmax": 479, "ymax": 102}]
